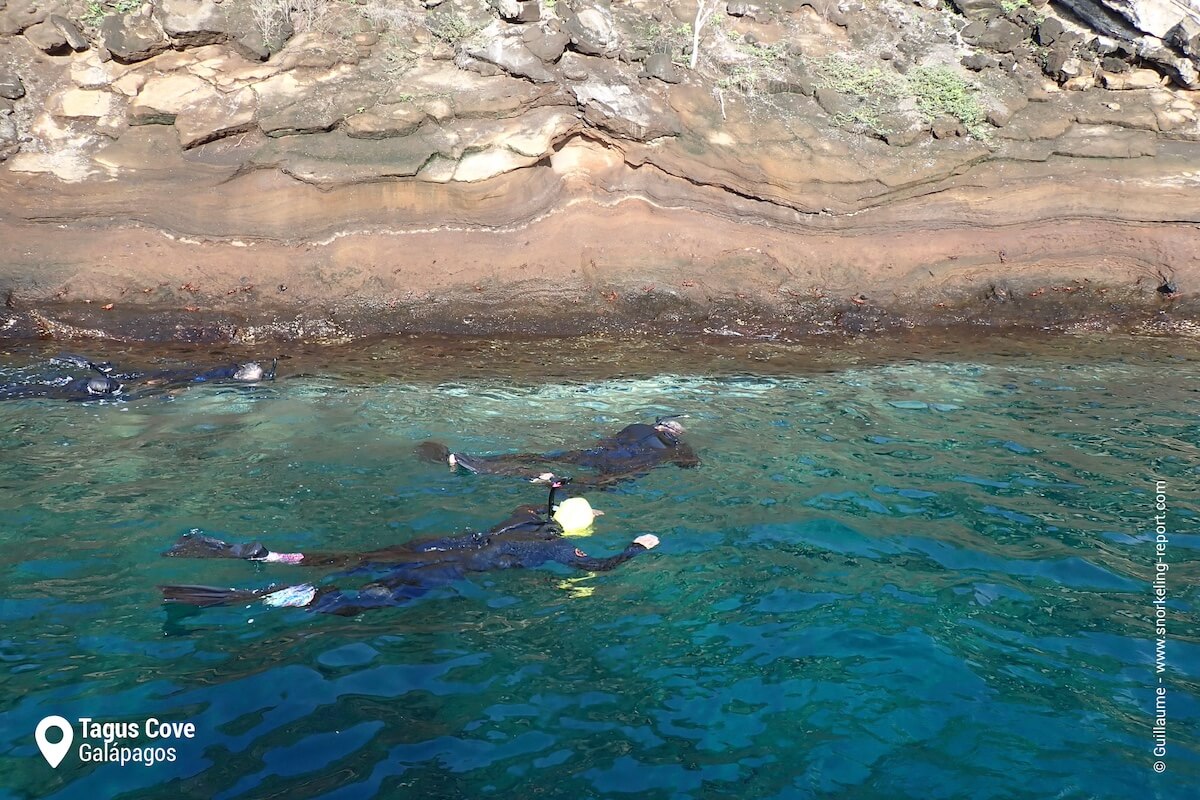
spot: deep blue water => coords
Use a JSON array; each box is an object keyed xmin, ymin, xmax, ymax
[{"xmin": 0, "ymin": 334, "xmax": 1197, "ymax": 799}]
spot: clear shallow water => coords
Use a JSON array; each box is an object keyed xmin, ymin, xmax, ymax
[{"xmin": 0, "ymin": 333, "xmax": 1197, "ymax": 799}]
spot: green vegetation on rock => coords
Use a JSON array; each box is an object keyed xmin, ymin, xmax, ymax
[
  {"xmin": 426, "ymin": 12, "xmax": 481, "ymax": 46},
  {"xmin": 82, "ymin": 0, "xmax": 140, "ymax": 27},
  {"xmin": 906, "ymin": 66, "xmax": 987, "ymax": 138},
  {"xmin": 814, "ymin": 55, "xmax": 908, "ymax": 99},
  {"xmin": 814, "ymin": 55, "xmax": 987, "ymax": 139}
]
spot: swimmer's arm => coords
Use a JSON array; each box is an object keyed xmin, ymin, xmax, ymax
[
  {"xmin": 560, "ymin": 535, "xmax": 660, "ymax": 572},
  {"xmin": 257, "ymin": 551, "xmax": 325, "ymax": 566},
  {"xmin": 257, "ymin": 550, "xmax": 385, "ymax": 568}
]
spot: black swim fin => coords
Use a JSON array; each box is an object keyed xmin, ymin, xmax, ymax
[
  {"xmin": 415, "ymin": 441, "xmax": 451, "ymax": 463},
  {"xmin": 162, "ymin": 531, "xmax": 269, "ymax": 560},
  {"xmin": 160, "ymin": 585, "xmax": 266, "ymax": 607}
]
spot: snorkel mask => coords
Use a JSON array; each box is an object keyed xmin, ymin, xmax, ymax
[
  {"xmin": 233, "ymin": 362, "xmax": 264, "ymax": 381},
  {"xmin": 654, "ymin": 414, "xmax": 688, "ymax": 438},
  {"xmin": 86, "ymin": 375, "xmax": 120, "ymax": 395},
  {"xmin": 234, "ymin": 359, "xmax": 277, "ymax": 382}
]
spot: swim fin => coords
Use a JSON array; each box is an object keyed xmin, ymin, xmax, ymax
[{"xmin": 159, "ymin": 585, "xmax": 266, "ymax": 607}]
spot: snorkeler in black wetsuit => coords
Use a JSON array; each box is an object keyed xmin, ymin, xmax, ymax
[
  {"xmin": 162, "ymin": 478, "xmax": 582, "ymax": 569},
  {"xmin": 0, "ymin": 355, "xmax": 276, "ymax": 402},
  {"xmin": 0, "ymin": 355, "xmax": 124, "ymax": 401},
  {"xmin": 162, "ymin": 531, "xmax": 658, "ymax": 616},
  {"xmin": 127, "ymin": 358, "xmax": 277, "ymax": 397},
  {"xmin": 416, "ymin": 415, "xmax": 699, "ymax": 488},
  {"xmin": 159, "ymin": 480, "xmax": 657, "ymax": 616}
]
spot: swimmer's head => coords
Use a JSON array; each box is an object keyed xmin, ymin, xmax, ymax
[
  {"xmin": 553, "ymin": 497, "xmax": 603, "ymax": 536},
  {"xmin": 86, "ymin": 376, "xmax": 118, "ymax": 395},
  {"xmin": 234, "ymin": 362, "xmax": 264, "ymax": 381},
  {"xmin": 654, "ymin": 414, "xmax": 687, "ymax": 437}
]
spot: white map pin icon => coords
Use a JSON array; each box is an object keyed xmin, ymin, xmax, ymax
[{"xmin": 35, "ymin": 716, "xmax": 73, "ymax": 768}]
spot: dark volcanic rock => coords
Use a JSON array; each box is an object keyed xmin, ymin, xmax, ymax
[
  {"xmin": 641, "ymin": 51, "xmax": 683, "ymax": 83},
  {"xmin": 977, "ymin": 19, "xmax": 1026, "ymax": 53},
  {"xmin": 0, "ymin": 111, "xmax": 18, "ymax": 161},
  {"xmin": 1044, "ymin": 41, "xmax": 1075, "ymax": 79},
  {"xmin": 1167, "ymin": 17, "xmax": 1200, "ymax": 60},
  {"xmin": 948, "ymin": 0, "xmax": 1006, "ymax": 20},
  {"xmin": 962, "ymin": 53, "xmax": 997, "ymax": 71},
  {"xmin": 100, "ymin": 12, "xmax": 171, "ymax": 63},
  {"xmin": 49, "ymin": 15, "xmax": 87, "ymax": 50},
  {"xmin": 23, "ymin": 20, "xmax": 69, "ymax": 54},
  {"xmin": 523, "ymin": 24, "xmax": 570, "ymax": 62},
  {"xmin": 1035, "ymin": 17, "xmax": 1064, "ymax": 45},
  {"xmin": 156, "ymin": 0, "xmax": 291, "ymax": 60},
  {"xmin": 0, "ymin": 71, "xmax": 25, "ymax": 100},
  {"xmin": 1101, "ymin": 55, "xmax": 1129, "ymax": 72},
  {"xmin": 157, "ymin": 0, "xmax": 229, "ymax": 46},
  {"xmin": 1054, "ymin": 0, "xmax": 1141, "ymax": 42},
  {"xmin": 960, "ymin": 21, "xmax": 985, "ymax": 43}
]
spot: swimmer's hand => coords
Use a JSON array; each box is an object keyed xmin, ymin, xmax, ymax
[{"xmin": 633, "ymin": 534, "xmax": 660, "ymax": 550}]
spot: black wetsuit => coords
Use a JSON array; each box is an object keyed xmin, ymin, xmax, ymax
[
  {"xmin": 306, "ymin": 533, "xmax": 650, "ymax": 616},
  {"xmin": 0, "ymin": 356, "xmax": 274, "ymax": 402},
  {"xmin": 0, "ymin": 374, "xmax": 123, "ymax": 402},
  {"xmin": 419, "ymin": 421, "xmax": 700, "ymax": 487},
  {"xmin": 163, "ymin": 488, "xmax": 566, "ymax": 570},
  {"xmin": 160, "ymin": 519, "xmax": 652, "ymax": 615},
  {"xmin": 124, "ymin": 360, "xmax": 276, "ymax": 398}
]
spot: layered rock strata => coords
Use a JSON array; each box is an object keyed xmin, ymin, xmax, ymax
[{"xmin": 0, "ymin": 0, "xmax": 1197, "ymax": 341}]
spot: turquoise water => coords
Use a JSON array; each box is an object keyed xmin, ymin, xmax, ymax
[{"xmin": 0, "ymin": 334, "xmax": 1197, "ymax": 799}]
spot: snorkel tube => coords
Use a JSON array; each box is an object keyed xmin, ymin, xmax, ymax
[
  {"xmin": 546, "ymin": 475, "xmax": 570, "ymax": 520},
  {"xmin": 531, "ymin": 474, "xmax": 602, "ymax": 536},
  {"xmin": 52, "ymin": 354, "xmax": 114, "ymax": 375}
]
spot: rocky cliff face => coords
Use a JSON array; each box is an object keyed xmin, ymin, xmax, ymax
[{"xmin": 0, "ymin": 0, "xmax": 1197, "ymax": 342}]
